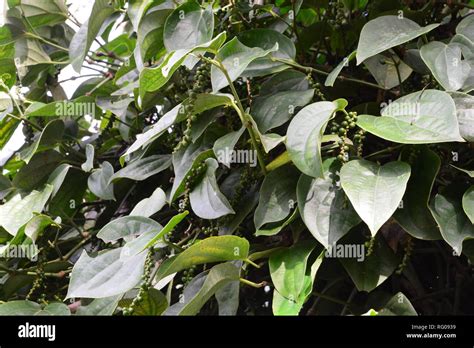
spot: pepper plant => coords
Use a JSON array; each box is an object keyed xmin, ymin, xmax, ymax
[{"xmin": 0, "ymin": 0, "xmax": 473, "ymax": 316}]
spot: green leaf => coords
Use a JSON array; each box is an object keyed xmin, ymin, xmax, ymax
[
  {"xmin": 169, "ymin": 139, "xmax": 214, "ymax": 203},
  {"xmin": 164, "ymin": 262, "xmax": 240, "ymax": 316},
  {"xmin": 254, "ymin": 165, "xmax": 299, "ymax": 230},
  {"xmin": 269, "ymin": 241, "xmax": 319, "ymax": 315},
  {"xmin": 450, "ymin": 92, "xmax": 474, "ymax": 142},
  {"xmin": 340, "ymin": 160, "xmax": 411, "ymax": 236},
  {"xmin": 76, "ymin": 295, "xmax": 122, "ymax": 316},
  {"xmin": 420, "ymin": 41, "xmax": 470, "ymax": 91},
  {"xmin": 260, "ymin": 70, "xmax": 310, "ymax": 94},
  {"xmin": 123, "ymin": 104, "xmax": 183, "ymax": 158},
  {"xmin": 378, "ymin": 292, "xmax": 417, "ymax": 316},
  {"xmin": 0, "ymin": 300, "xmax": 70, "ymax": 316},
  {"xmin": 141, "ymin": 211, "xmax": 189, "ymax": 251},
  {"xmin": 238, "ymin": 28, "xmax": 296, "ymax": 77},
  {"xmin": 124, "ymin": 93, "xmax": 233, "ymax": 159},
  {"xmin": 213, "ymin": 126, "xmax": 245, "ymax": 168},
  {"xmin": 272, "ymin": 251, "xmax": 323, "ymax": 315},
  {"xmin": 66, "ymin": 248, "xmax": 147, "ymax": 299},
  {"xmin": 0, "ymin": 184, "xmax": 53, "ymax": 236},
  {"xmin": 155, "ymin": 235, "xmax": 250, "ymax": 281},
  {"xmin": 340, "ymin": 234, "xmax": 399, "ymax": 292},
  {"xmin": 137, "ymin": 8, "xmax": 171, "ymax": 62},
  {"xmin": 139, "ymin": 32, "xmax": 226, "ymax": 98},
  {"xmin": 81, "ymin": 144, "xmax": 95, "ymax": 172},
  {"xmin": 20, "ymin": 119, "xmax": 64, "ymax": 164},
  {"xmin": 456, "ymin": 15, "xmax": 474, "ymax": 42},
  {"xmin": 163, "ymin": 1, "xmax": 214, "ymax": 52},
  {"xmin": 286, "ymin": 101, "xmax": 338, "ymax": 178},
  {"xmin": 97, "ymin": 216, "xmax": 163, "ymax": 243},
  {"xmin": 25, "ymin": 96, "xmax": 97, "ymax": 118},
  {"xmin": 255, "ymin": 208, "xmax": 299, "ymax": 237},
  {"xmin": 109, "ymin": 155, "xmax": 171, "ymax": 183},
  {"xmin": 325, "ymin": 50, "xmax": 356, "ymax": 87},
  {"xmin": 127, "ymin": 0, "xmax": 155, "ymax": 31},
  {"xmin": 269, "ymin": 241, "xmax": 315, "ymax": 299},
  {"xmin": 215, "ymin": 261, "xmax": 242, "ymax": 315},
  {"xmin": 297, "ymin": 158, "xmax": 361, "ymax": 248},
  {"xmin": 403, "ymin": 48, "xmax": 431, "ymax": 74},
  {"xmin": 189, "ymin": 158, "xmax": 235, "ymax": 219},
  {"xmin": 211, "ymin": 37, "xmax": 278, "ymax": 92},
  {"xmin": 130, "ymin": 187, "xmax": 167, "ymax": 218},
  {"xmin": 48, "ymin": 167, "xmax": 88, "ymax": 219},
  {"xmin": 462, "ymin": 186, "xmax": 474, "ymax": 224},
  {"xmin": 0, "ymin": 118, "xmax": 20, "ymax": 151},
  {"xmin": 69, "ymin": 0, "xmax": 116, "ymax": 72},
  {"xmin": 364, "ymin": 53, "xmax": 412, "ymax": 89},
  {"xmin": 9, "ymin": 0, "xmax": 68, "ymax": 28},
  {"xmin": 429, "ymin": 193, "xmax": 474, "ymax": 255},
  {"xmin": 394, "ymin": 147, "xmax": 442, "ymax": 240},
  {"xmin": 252, "ymin": 89, "xmax": 314, "ymax": 133},
  {"xmin": 356, "ymin": 16, "xmax": 439, "ymax": 64},
  {"xmin": 357, "ymin": 90, "xmax": 464, "ymax": 144},
  {"xmin": 132, "ymin": 288, "xmax": 168, "ymax": 316},
  {"xmin": 14, "ymin": 38, "xmax": 52, "ymax": 72},
  {"xmin": 88, "ymin": 161, "xmax": 115, "ymax": 200},
  {"xmin": 13, "ymin": 150, "xmax": 63, "ymax": 191}
]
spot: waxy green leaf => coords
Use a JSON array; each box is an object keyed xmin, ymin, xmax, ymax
[
  {"xmin": 357, "ymin": 90, "xmax": 464, "ymax": 144},
  {"xmin": 340, "ymin": 160, "xmax": 411, "ymax": 236}
]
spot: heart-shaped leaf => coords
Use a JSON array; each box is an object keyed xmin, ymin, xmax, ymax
[
  {"xmin": 357, "ymin": 90, "xmax": 464, "ymax": 144},
  {"xmin": 340, "ymin": 160, "xmax": 411, "ymax": 236},
  {"xmin": 66, "ymin": 248, "xmax": 147, "ymax": 299},
  {"xmin": 356, "ymin": 16, "xmax": 439, "ymax": 64}
]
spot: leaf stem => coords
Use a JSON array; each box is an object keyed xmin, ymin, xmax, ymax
[
  {"xmin": 271, "ymin": 57, "xmax": 385, "ymax": 90},
  {"xmin": 244, "ymin": 258, "xmax": 261, "ymax": 269},
  {"xmin": 363, "ymin": 144, "xmax": 404, "ymax": 159},
  {"xmin": 239, "ymin": 278, "xmax": 266, "ymax": 288}
]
